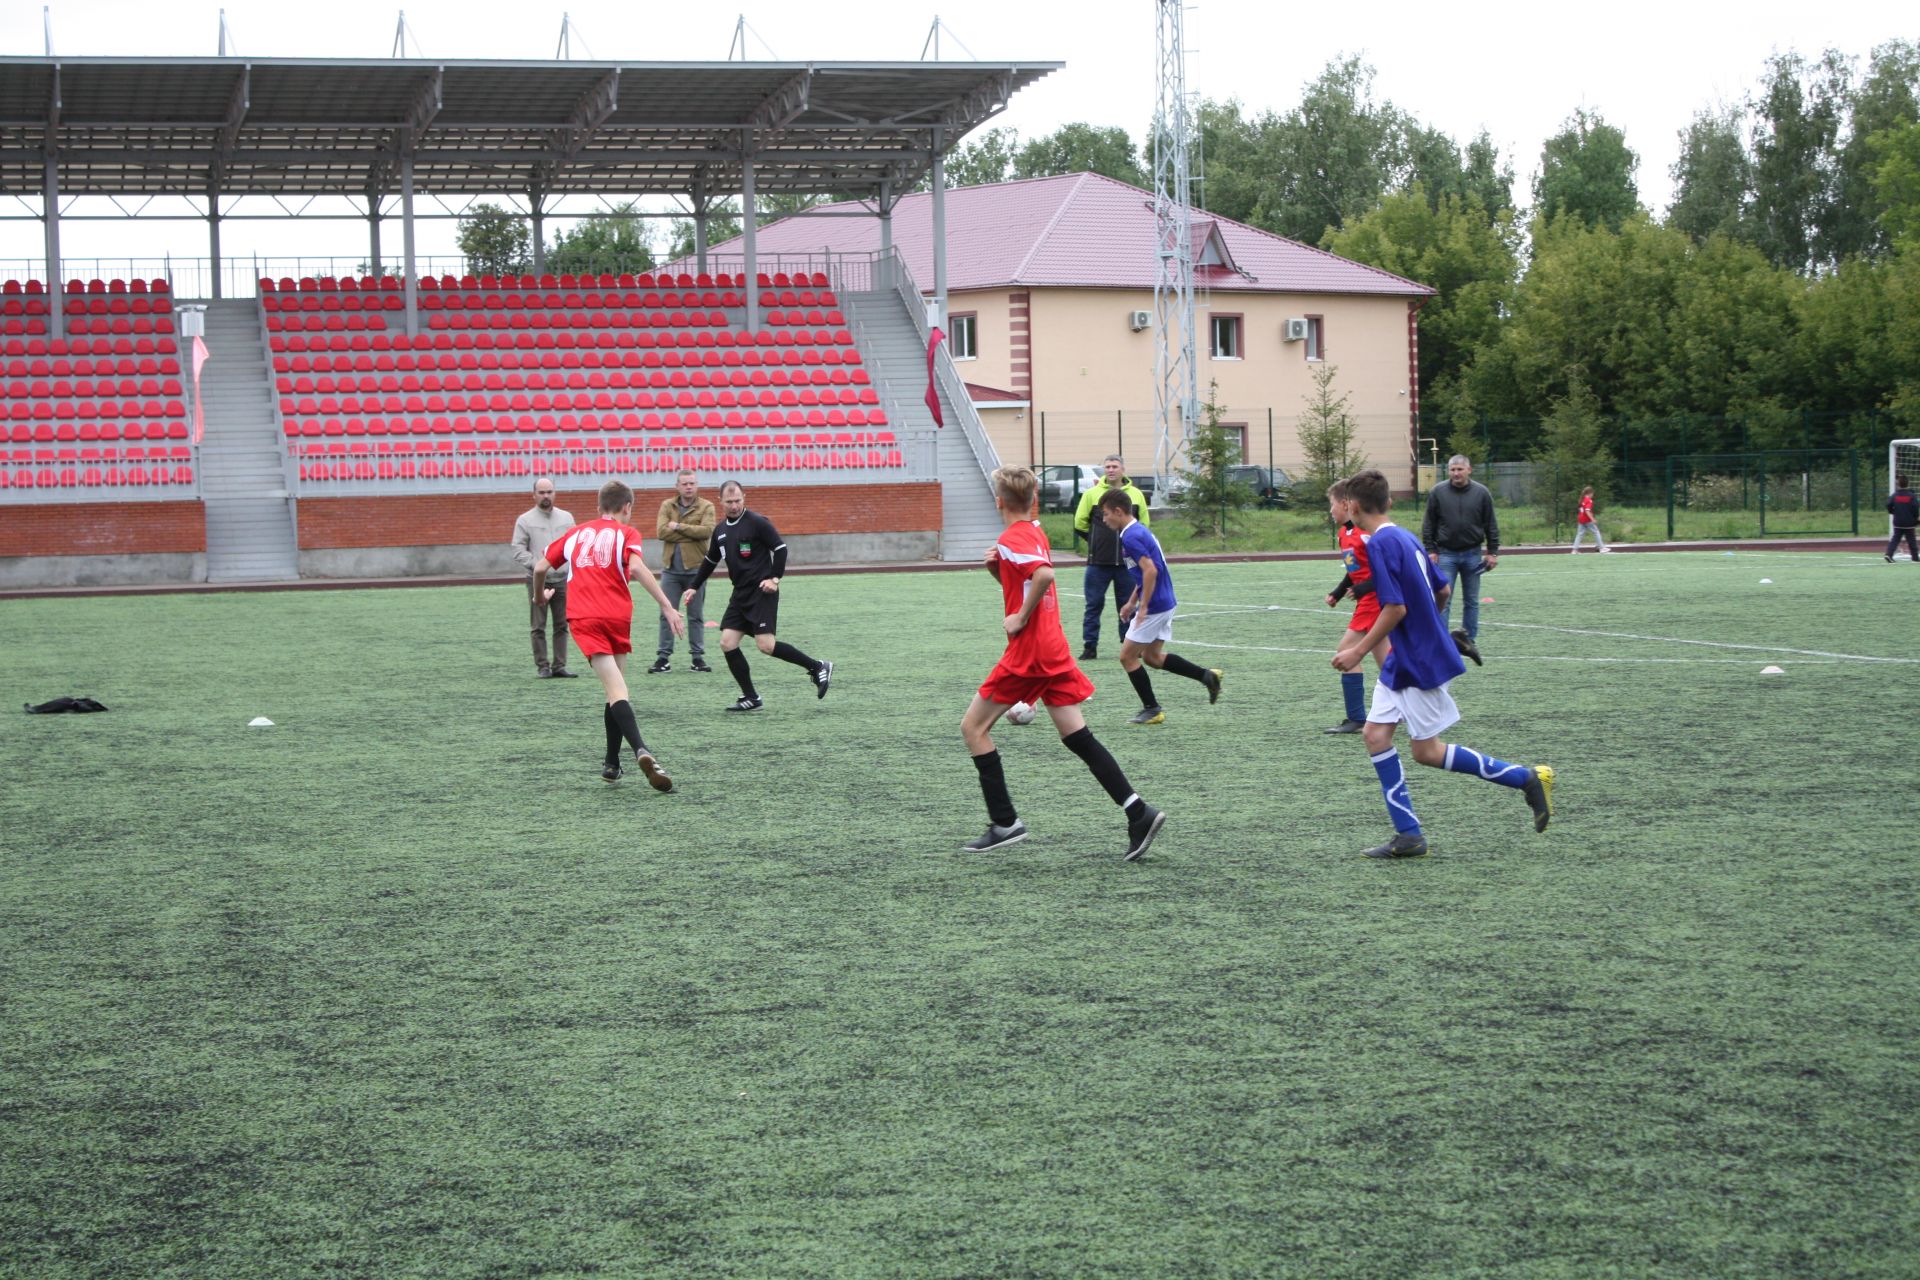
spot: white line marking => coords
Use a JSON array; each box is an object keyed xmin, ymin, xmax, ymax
[{"xmin": 1167, "ymin": 639, "xmax": 1847, "ymax": 665}]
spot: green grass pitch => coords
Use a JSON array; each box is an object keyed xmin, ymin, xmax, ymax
[{"xmin": 3, "ymin": 549, "xmax": 1917, "ymax": 1277}]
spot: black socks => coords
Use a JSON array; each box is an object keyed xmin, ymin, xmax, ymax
[
  {"xmin": 603, "ymin": 703, "xmax": 622, "ymax": 766},
  {"xmin": 609, "ymin": 699, "xmax": 645, "ymax": 756},
  {"xmin": 771, "ymin": 641, "xmax": 818, "ymax": 673},
  {"xmin": 1127, "ymin": 665, "xmax": 1158, "ymax": 708},
  {"xmin": 971, "ymin": 750, "xmax": 1018, "ymax": 827},
  {"xmin": 1160, "ymin": 653, "xmax": 1210, "ymax": 683},
  {"xmin": 724, "ymin": 647, "xmax": 758, "ymax": 699},
  {"xmin": 1061, "ymin": 727, "xmax": 1144, "ymax": 816}
]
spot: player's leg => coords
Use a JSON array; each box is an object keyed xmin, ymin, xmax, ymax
[
  {"xmin": 718, "ymin": 599, "xmax": 763, "ymax": 709},
  {"xmin": 1045, "ymin": 698, "xmax": 1165, "ymax": 861},
  {"xmin": 763, "ymin": 629, "xmax": 830, "ymax": 694},
  {"xmin": 1329, "ymin": 619, "xmax": 1370, "ymax": 733},
  {"xmin": 1147, "ymin": 637, "xmax": 1220, "ymax": 702},
  {"xmin": 1360, "ymin": 690, "xmax": 1426, "ymax": 858},
  {"xmin": 1119, "ymin": 636, "xmax": 1162, "ymax": 721},
  {"xmin": 1399, "ymin": 686, "xmax": 1550, "ymax": 833},
  {"xmin": 1593, "ymin": 523, "xmax": 1609, "ymax": 552},
  {"xmin": 960, "ymin": 693, "xmax": 1027, "ymax": 851}
]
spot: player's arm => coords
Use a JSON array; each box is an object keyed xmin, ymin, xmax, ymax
[
  {"xmin": 628, "ymin": 548, "xmax": 686, "ymax": 635},
  {"xmin": 1006, "ymin": 565, "xmax": 1054, "ymax": 634},
  {"xmin": 762, "ymin": 524, "xmax": 789, "ymax": 592},
  {"xmin": 531, "ymin": 547, "xmax": 559, "ymax": 602},
  {"xmin": 1334, "ymin": 603, "xmax": 1405, "ymax": 672},
  {"xmin": 1328, "ymin": 573, "xmax": 1352, "ymax": 607},
  {"xmin": 1126, "ymin": 558, "xmax": 1157, "ymax": 619},
  {"xmin": 683, "ymin": 528, "xmax": 723, "ymax": 602},
  {"xmin": 984, "ymin": 541, "xmax": 1004, "ymax": 579}
]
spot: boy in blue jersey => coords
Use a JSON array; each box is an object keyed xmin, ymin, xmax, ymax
[
  {"xmin": 1098, "ymin": 488, "xmax": 1223, "ymax": 725},
  {"xmin": 1331, "ymin": 469, "xmax": 1553, "ymax": 859}
]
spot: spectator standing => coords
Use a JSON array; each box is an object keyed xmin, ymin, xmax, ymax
[
  {"xmin": 1889, "ymin": 475, "xmax": 1919, "ymax": 562},
  {"xmin": 1071, "ymin": 454, "xmax": 1151, "ymax": 662},
  {"xmin": 1422, "ymin": 455, "xmax": 1499, "ymax": 663},
  {"xmin": 651, "ymin": 470, "xmax": 718, "ymax": 673},
  {"xmin": 510, "ymin": 476, "xmax": 578, "ymax": 678}
]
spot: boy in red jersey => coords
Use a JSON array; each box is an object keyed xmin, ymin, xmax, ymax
[
  {"xmin": 961, "ymin": 464, "xmax": 1166, "ymax": 861},
  {"xmin": 1323, "ymin": 479, "xmax": 1376, "ymax": 735},
  {"xmin": 1571, "ymin": 485, "xmax": 1610, "ymax": 553},
  {"xmin": 533, "ymin": 480, "xmax": 686, "ymax": 791}
]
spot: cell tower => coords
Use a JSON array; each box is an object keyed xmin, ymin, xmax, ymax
[{"xmin": 1151, "ymin": 0, "xmax": 1198, "ymax": 499}]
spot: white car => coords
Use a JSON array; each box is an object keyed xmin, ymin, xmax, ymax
[{"xmin": 1037, "ymin": 464, "xmax": 1104, "ymax": 513}]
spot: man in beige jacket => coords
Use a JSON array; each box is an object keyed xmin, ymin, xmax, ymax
[
  {"xmin": 649, "ymin": 470, "xmax": 718, "ymax": 674},
  {"xmin": 509, "ymin": 476, "xmax": 578, "ymax": 677}
]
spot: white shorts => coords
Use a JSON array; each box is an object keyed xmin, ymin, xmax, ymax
[
  {"xmin": 1124, "ymin": 607, "xmax": 1176, "ymax": 646},
  {"xmin": 1368, "ymin": 679, "xmax": 1460, "ymax": 740}
]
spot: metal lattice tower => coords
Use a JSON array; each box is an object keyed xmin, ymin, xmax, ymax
[{"xmin": 1151, "ymin": 0, "xmax": 1198, "ymax": 498}]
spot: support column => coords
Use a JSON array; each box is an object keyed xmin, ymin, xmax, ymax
[
  {"xmin": 878, "ymin": 179, "xmax": 894, "ymax": 257},
  {"xmin": 368, "ymin": 206, "xmax": 383, "ymax": 278},
  {"xmin": 741, "ymin": 151, "xmax": 758, "ymax": 332},
  {"xmin": 43, "ymin": 155, "xmax": 63, "ymax": 340},
  {"xmin": 930, "ymin": 129, "xmax": 948, "ymax": 331},
  {"xmin": 208, "ymin": 188, "xmax": 223, "ymax": 300},
  {"xmin": 401, "ymin": 157, "xmax": 418, "ymax": 338},
  {"xmin": 531, "ymin": 201, "xmax": 546, "ymax": 275}
]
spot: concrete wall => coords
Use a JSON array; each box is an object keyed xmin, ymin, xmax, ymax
[
  {"xmin": 0, "ymin": 500, "xmax": 208, "ymax": 588},
  {"xmin": 299, "ymin": 530, "xmax": 937, "ymax": 579}
]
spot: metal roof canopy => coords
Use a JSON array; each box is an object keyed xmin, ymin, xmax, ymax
[{"xmin": 0, "ymin": 57, "xmax": 1061, "ymax": 200}]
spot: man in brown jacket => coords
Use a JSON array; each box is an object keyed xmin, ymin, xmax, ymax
[{"xmin": 649, "ymin": 470, "xmax": 718, "ymax": 673}]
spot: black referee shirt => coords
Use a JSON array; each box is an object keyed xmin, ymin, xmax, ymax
[{"xmin": 693, "ymin": 510, "xmax": 789, "ymax": 593}]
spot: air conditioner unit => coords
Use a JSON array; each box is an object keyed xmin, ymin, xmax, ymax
[
  {"xmin": 1284, "ymin": 317, "xmax": 1310, "ymax": 342},
  {"xmin": 1128, "ymin": 310, "xmax": 1153, "ymax": 331}
]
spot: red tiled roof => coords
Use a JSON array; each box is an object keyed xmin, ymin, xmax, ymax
[
  {"xmin": 965, "ymin": 381, "xmax": 1026, "ymax": 403},
  {"xmin": 713, "ymin": 171, "xmax": 1433, "ymax": 297}
]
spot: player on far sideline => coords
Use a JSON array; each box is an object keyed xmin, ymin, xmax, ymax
[
  {"xmin": 1332, "ymin": 468, "xmax": 1552, "ymax": 859},
  {"xmin": 532, "ymin": 479, "xmax": 685, "ymax": 791},
  {"xmin": 683, "ymin": 479, "xmax": 833, "ymax": 712},
  {"xmin": 1887, "ymin": 475, "xmax": 1918, "ymax": 563},
  {"xmin": 1098, "ymin": 488, "xmax": 1222, "ymax": 725},
  {"xmin": 962, "ymin": 465, "xmax": 1166, "ymax": 861}
]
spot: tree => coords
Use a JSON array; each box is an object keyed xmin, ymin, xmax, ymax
[
  {"xmin": 1870, "ymin": 120, "xmax": 1920, "ymax": 245},
  {"xmin": 1533, "ymin": 109, "xmax": 1640, "ymax": 232},
  {"xmin": 1749, "ymin": 50, "xmax": 1849, "ymax": 271},
  {"xmin": 1293, "ymin": 363, "xmax": 1367, "ymax": 520},
  {"xmin": 1012, "ymin": 123, "xmax": 1146, "ymax": 187},
  {"xmin": 661, "ymin": 193, "xmax": 824, "ymax": 262},
  {"xmin": 1668, "ymin": 107, "xmax": 1752, "ymax": 243},
  {"xmin": 546, "ymin": 204, "xmax": 655, "ymax": 275},
  {"xmin": 1528, "ymin": 373, "xmax": 1615, "ymax": 528},
  {"xmin": 1176, "ymin": 382, "xmax": 1255, "ymax": 545},
  {"xmin": 1459, "ymin": 130, "xmax": 1517, "ymax": 217},
  {"xmin": 457, "ymin": 202, "xmax": 530, "ymax": 278},
  {"xmin": 938, "ymin": 126, "xmax": 1020, "ymax": 189},
  {"xmin": 1257, "ymin": 56, "xmax": 1417, "ymax": 243},
  {"xmin": 1834, "ymin": 40, "xmax": 1919, "ymax": 260}
]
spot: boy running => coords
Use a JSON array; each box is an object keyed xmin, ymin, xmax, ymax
[
  {"xmin": 1098, "ymin": 488, "xmax": 1222, "ymax": 724},
  {"xmin": 1332, "ymin": 468, "xmax": 1552, "ymax": 859},
  {"xmin": 681, "ymin": 480, "xmax": 834, "ymax": 711},
  {"xmin": 962, "ymin": 465, "xmax": 1166, "ymax": 861},
  {"xmin": 533, "ymin": 479, "xmax": 685, "ymax": 791}
]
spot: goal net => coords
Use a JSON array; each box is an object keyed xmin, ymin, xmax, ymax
[{"xmin": 1891, "ymin": 439, "xmax": 1920, "ymax": 557}]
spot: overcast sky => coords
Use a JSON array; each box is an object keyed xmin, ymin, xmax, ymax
[{"xmin": 0, "ymin": 0, "xmax": 1904, "ymax": 272}]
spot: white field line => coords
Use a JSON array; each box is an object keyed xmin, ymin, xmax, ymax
[
  {"xmin": 1167, "ymin": 638, "xmax": 1847, "ymax": 665},
  {"xmin": 1170, "ymin": 604, "xmax": 1920, "ymax": 666}
]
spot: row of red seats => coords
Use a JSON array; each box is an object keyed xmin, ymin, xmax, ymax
[
  {"xmin": 758, "ymin": 290, "xmax": 838, "ymax": 308},
  {"xmin": 267, "ymin": 314, "xmax": 388, "ymax": 333},
  {"xmin": 6, "ymin": 422, "xmax": 192, "ymax": 443},
  {"xmin": 283, "ymin": 387, "xmax": 878, "ymax": 416},
  {"xmin": 281, "ymin": 408, "xmax": 891, "ymax": 437},
  {"xmin": 62, "ymin": 296, "xmax": 171, "ymax": 316},
  {"xmin": 260, "ymin": 271, "xmax": 827, "ymax": 292},
  {"xmin": 429, "ymin": 311, "xmax": 735, "ymax": 331},
  {"xmin": 1, "ymin": 299, "xmax": 49, "ymax": 316},
  {"xmin": 1, "ymin": 279, "xmax": 169, "ymax": 295},
  {"xmin": 297, "ymin": 449, "xmax": 898, "ymax": 483},
  {"xmin": 278, "ymin": 367, "xmax": 868, "ymax": 394},
  {"xmin": 273, "ymin": 346, "xmax": 863, "ymax": 374},
  {"xmin": 7, "ymin": 376, "xmax": 185, "ymax": 397},
  {"xmin": 4, "ymin": 445, "xmax": 191, "ymax": 464},
  {"xmin": 267, "ymin": 329, "xmax": 854, "ymax": 354},
  {"xmin": 64, "ymin": 317, "xmax": 176, "ymax": 337},
  {"xmin": 262, "ymin": 290, "xmax": 752, "ymax": 312},
  {"xmin": 3, "ymin": 337, "xmax": 178, "ymax": 359},
  {"xmin": 8, "ymin": 398, "xmax": 184, "ymax": 421},
  {"xmin": 2, "ymin": 465, "xmax": 192, "ymax": 489},
  {"xmin": 297, "ymin": 430, "xmax": 893, "ymax": 455}
]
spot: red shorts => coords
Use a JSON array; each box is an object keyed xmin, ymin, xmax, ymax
[
  {"xmin": 1348, "ymin": 595, "xmax": 1382, "ymax": 634},
  {"xmin": 978, "ymin": 661, "xmax": 1097, "ymax": 708},
  {"xmin": 570, "ymin": 615, "xmax": 631, "ymax": 659}
]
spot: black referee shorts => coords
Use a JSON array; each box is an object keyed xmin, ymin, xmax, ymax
[{"xmin": 721, "ymin": 586, "xmax": 779, "ymax": 635}]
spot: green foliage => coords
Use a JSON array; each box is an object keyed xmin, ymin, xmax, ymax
[
  {"xmin": 1750, "ymin": 50, "xmax": 1851, "ymax": 270},
  {"xmin": 1533, "ymin": 109, "xmax": 1640, "ymax": 232},
  {"xmin": 1869, "ymin": 120, "xmax": 1920, "ymax": 245},
  {"xmin": 546, "ymin": 203, "xmax": 655, "ymax": 276},
  {"xmin": 1293, "ymin": 363, "xmax": 1367, "ymax": 515},
  {"xmin": 1668, "ymin": 107, "xmax": 1752, "ymax": 243},
  {"xmin": 1175, "ymin": 381, "xmax": 1255, "ymax": 544},
  {"xmin": 456, "ymin": 202, "xmax": 530, "ymax": 278},
  {"xmin": 1013, "ymin": 123, "xmax": 1145, "ymax": 187},
  {"xmin": 938, "ymin": 126, "xmax": 1021, "ymax": 189},
  {"xmin": 1528, "ymin": 373, "xmax": 1616, "ymax": 524}
]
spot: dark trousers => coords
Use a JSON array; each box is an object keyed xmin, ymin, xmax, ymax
[
  {"xmin": 1083, "ymin": 562, "xmax": 1132, "ymax": 650},
  {"xmin": 1889, "ymin": 528, "xmax": 1919, "ymax": 560},
  {"xmin": 528, "ymin": 575, "xmax": 571, "ymax": 673},
  {"xmin": 658, "ymin": 565, "xmax": 706, "ymax": 658}
]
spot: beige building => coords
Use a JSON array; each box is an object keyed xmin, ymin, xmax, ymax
[{"xmin": 725, "ymin": 172, "xmax": 1435, "ymax": 483}]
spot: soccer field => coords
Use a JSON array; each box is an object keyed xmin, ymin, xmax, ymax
[{"xmin": 4, "ymin": 550, "xmax": 1917, "ymax": 1277}]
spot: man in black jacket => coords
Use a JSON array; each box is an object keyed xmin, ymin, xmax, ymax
[
  {"xmin": 683, "ymin": 481, "xmax": 833, "ymax": 712},
  {"xmin": 1422, "ymin": 455, "xmax": 1500, "ymax": 661},
  {"xmin": 1889, "ymin": 475, "xmax": 1919, "ymax": 563}
]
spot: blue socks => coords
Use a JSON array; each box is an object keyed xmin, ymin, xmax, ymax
[
  {"xmin": 1340, "ymin": 672, "xmax": 1366, "ymax": 723},
  {"xmin": 1371, "ymin": 749, "xmax": 1421, "ymax": 834},
  {"xmin": 1443, "ymin": 744, "xmax": 1532, "ymax": 789}
]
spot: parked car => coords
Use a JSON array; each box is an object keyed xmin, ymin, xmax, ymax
[
  {"xmin": 1037, "ymin": 464, "xmax": 1103, "ymax": 513},
  {"xmin": 1151, "ymin": 464, "xmax": 1293, "ymax": 508}
]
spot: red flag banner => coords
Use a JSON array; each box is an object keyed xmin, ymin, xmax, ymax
[
  {"xmin": 190, "ymin": 335, "xmax": 211, "ymax": 444},
  {"xmin": 925, "ymin": 326, "xmax": 945, "ymax": 428}
]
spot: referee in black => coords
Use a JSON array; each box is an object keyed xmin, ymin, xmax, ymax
[{"xmin": 682, "ymin": 480, "xmax": 834, "ymax": 711}]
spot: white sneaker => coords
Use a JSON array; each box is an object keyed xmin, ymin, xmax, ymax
[{"xmin": 1600, "ymin": 547, "xmax": 1613, "ymax": 553}]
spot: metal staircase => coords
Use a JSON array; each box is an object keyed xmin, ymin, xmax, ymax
[{"xmin": 191, "ymin": 300, "xmax": 299, "ymax": 582}]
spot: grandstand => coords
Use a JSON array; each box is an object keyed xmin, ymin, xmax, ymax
[{"xmin": 0, "ymin": 56, "xmax": 1059, "ymax": 587}]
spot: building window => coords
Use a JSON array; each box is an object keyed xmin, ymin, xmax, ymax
[
  {"xmin": 1305, "ymin": 315, "xmax": 1324, "ymax": 361},
  {"xmin": 1222, "ymin": 422, "xmax": 1247, "ymax": 462},
  {"xmin": 1210, "ymin": 314, "xmax": 1241, "ymax": 360},
  {"xmin": 948, "ymin": 313, "xmax": 978, "ymax": 360}
]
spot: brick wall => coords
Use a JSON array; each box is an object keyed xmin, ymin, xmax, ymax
[
  {"xmin": 297, "ymin": 482, "xmax": 943, "ymax": 550},
  {"xmin": 0, "ymin": 501, "xmax": 206, "ymax": 557}
]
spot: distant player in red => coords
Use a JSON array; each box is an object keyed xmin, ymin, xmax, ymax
[
  {"xmin": 1571, "ymin": 485, "xmax": 1610, "ymax": 553},
  {"xmin": 533, "ymin": 479, "xmax": 686, "ymax": 792},
  {"xmin": 960, "ymin": 464, "xmax": 1166, "ymax": 861},
  {"xmin": 1324, "ymin": 479, "xmax": 1380, "ymax": 735}
]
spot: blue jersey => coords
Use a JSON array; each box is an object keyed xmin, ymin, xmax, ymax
[
  {"xmin": 1368, "ymin": 522, "xmax": 1466, "ymax": 691},
  {"xmin": 1118, "ymin": 519, "xmax": 1177, "ymax": 614}
]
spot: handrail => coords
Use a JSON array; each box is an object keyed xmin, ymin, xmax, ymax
[{"xmin": 872, "ymin": 247, "xmax": 1000, "ymax": 479}]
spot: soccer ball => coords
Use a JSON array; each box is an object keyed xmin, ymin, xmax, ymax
[{"xmin": 1007, "ymin": 701, "xmax": 1038, "ymax": 725}]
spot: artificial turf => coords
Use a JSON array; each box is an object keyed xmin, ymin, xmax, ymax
[{"xmin": 2, "ymin": 549, "xmax": 1916, "ymax": 1277}]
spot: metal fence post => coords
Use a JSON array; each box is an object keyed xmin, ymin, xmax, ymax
[
  {"xmin": 1666, "ymin": 454, "xmax": 1675, "ymax": 540},
  {"xmin": 1850, "ymin": 447, "xmax": 1859, "ymax": 535},
  {"xmin": 1039, "ymin": 411, "xmax": 1046, "ymax": 475}
]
